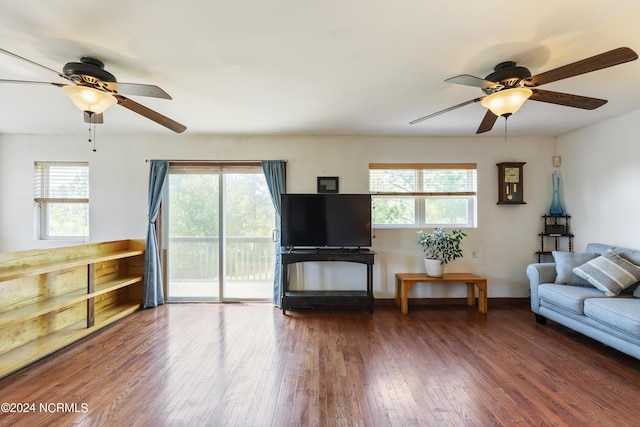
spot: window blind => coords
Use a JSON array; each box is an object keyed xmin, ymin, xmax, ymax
[
  {"xmin": 369, "ymin": 163, "xmax": 477, "ymax": 196},
  {"xmin": 34, "ymin": 162, "xmax": 89, "ymax": 202}
]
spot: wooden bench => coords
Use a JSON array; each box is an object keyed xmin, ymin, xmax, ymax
[{"xmin": 395, "ymin": 273, "xmax": 488, "ymax": 314}]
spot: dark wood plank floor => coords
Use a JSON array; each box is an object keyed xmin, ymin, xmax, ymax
[{"xmin": 1, "ymin": 301, "xmax": 640, "ymax": 426}]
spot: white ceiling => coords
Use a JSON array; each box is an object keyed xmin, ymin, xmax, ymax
[{"xmin": 1, "ymin": 0, "xmax": 640, "ymax": 137}]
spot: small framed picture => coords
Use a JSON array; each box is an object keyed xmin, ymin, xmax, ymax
[{"xmin": 317, "ymin": 176, "xmax": 339, "ymax": 193}]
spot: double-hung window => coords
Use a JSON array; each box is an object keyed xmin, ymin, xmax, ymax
[
  {"xmin": 369, "ymin": 163, "xmax": 477, "ymax": 228},
  {"xmin": 34, "ymin": 162, "xmax": 89, "ymax": 239}
]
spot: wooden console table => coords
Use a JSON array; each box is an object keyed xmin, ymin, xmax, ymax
[
  {"xmin": 281, "ymin": 249, "xmax": 375, "ymax": 314},
  {"xmin": 395, "ymin": 273, "xmax": 487, "ymax": 315}
]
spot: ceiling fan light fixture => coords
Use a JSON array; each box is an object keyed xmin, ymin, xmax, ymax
[
  {"xmin": 481, "ymin": 87, "xmax": 533, "ymax": 117},
  {"xmin": 62, "ymin": 85, "xmax": 117, "ymax": 114}
]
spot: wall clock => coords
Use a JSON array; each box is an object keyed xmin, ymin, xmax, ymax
[{"xmin": 497, "ymin": 162, "xmax": 526, "ymax": 205}]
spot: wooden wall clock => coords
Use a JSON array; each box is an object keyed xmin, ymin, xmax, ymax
[{"xmin": 497, "ymin": 162, "xmax": 526, "ymax": 205}]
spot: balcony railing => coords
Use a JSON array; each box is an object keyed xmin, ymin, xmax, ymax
[{"xmin": 168, "ymin": 236, "xmax": 275, "ymax": 282}]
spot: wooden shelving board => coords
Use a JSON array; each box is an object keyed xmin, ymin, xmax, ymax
[
  {"xmin": 95, "ymin": 302, "xmax": 142, "ymax": 325},
  {"xmin": 0, "ymin": 289, "xmax": 88, "ymax": 329},
  {"xmin": 0, "ymin": 249, "xmax": 144, "ymax": 283},
  {"xmin": 93, "ymin": 276, "xmax": 144, "ymax": 297},
  {"xmin": 0, "ymin": 301, "xmax": 141, "ymax": 379},
  {"xmin": 0, "ymin": 276, "xmax": 143, "ymax": 328}
]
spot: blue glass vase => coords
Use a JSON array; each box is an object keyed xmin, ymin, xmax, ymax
[{"xmin": 549, "ymin": 171, "xmax": 564, "ymax": 216}]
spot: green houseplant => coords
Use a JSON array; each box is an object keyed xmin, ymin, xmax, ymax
[{"xmin": 417, "ymin": 228, "xmax": 467, "ymax": 276}]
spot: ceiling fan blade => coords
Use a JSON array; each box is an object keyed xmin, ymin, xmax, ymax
[
  {"xmin": 476, "ymin": 109, "xmax": 498, "ymax": 134},
  {"xmin": 113, "ymin": 94, "xmax": 186, "ymax": 133},
  {"xmin": 410, "ymin": 97, "xmax": 484, "ymax": 125},
  {"xmin": 0, "ymin": 48, "xmax": 69, "ymax": 81},
  {"xmin": 530, "ymin": 89, "xmax": 607, "ymax": 110},
  {"xmin": 446, "ymin": 74, "xmax": 503, "ymax": 90},
  {"xmin": 527, "ymin": 47, "xmax": 638, "ymax": 87},
  {"xmin": 114, "ymin": 82, "xmax": 172, "ymax": 99},
  {"xmin": 0, "ymin": 78, "xmax": 65, "ymax": 87}
]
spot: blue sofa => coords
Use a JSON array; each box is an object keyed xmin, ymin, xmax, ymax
[{"xmin": 527, "ymin": 243, "xmax": 640, "ymax": 360}]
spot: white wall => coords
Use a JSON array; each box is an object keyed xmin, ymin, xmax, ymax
[
  {"xmin": 557, "ymin": 108, "xmax": 640, "ymax": 250},
  {"xmin": 0, "ymin": 133, "xmax": 557, "ymax": 298}
]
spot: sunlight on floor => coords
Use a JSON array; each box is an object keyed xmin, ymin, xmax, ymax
[{"xmin": 168, "ymin": 280, "xmax": 272, "ymax": 300}]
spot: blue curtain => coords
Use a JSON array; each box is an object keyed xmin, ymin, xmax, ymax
[
  {"xmin": 143, "ymin": 160, "xmax": 169, "ymax": 308},
  {"xmin": 262, "ymin": 161, "xmax": 286, "ymax": 306}
]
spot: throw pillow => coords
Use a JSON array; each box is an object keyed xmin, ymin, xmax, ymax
[
  {"xmin": 612, "ymin": 247, "xmax": 640, "ymax": 265},
  {"xmin": 552, "ymin": 251, "xmax": 599, "ymax": 287},
  {"xmin": 573, "ymin": 249, "xmax": 640, "ymax": 296}
]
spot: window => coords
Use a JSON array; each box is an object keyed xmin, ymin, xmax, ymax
[
  {"xmin": 369, "ymin": 163, "xmax": 477, "ymax": 228},
  {"xmin": 34, "ymin": 162, "xmax": 89, "ymax": 239}
]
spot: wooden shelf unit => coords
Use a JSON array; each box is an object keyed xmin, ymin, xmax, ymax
[
  {"xmin": 0, "ymin": 239, "xmax": 145, "ymax": 379},
  {"xmin": 536, "ymin": 215, "xmax": 574, "ymax": 262}
]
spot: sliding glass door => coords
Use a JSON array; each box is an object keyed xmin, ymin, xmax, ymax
[{"xmin": 166, "ymin": 165, "xmax": 276, "ymax": 302}]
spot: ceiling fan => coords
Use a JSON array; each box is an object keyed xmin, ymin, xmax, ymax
[
  {"xmin": 0, "ymin": 48, "xmax": 186, "ymax": 133},
  {"xmin": 410, "ymin": 47, "xmax": 638, "ymax": 134}
]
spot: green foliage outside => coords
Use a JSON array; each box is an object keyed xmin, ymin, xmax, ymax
[
  {"xmin": 168, "ymin": 172, "xmax": 276, "ymax": 282},
  {"xmin": 424, "ymin": 198, "xmax": 468, "ymax": 225},
  {"xmin": 47, "ymin": 203, "xmax": 89, "ymax": 237},
  {"xmin": 224, "ymin": 173, "xmax": 275, "ymax": 237},
  {"xmin": 169, "ymin": 174, "xmax": 219, "ymax": 237},
  {"xmin": 169, "ymin": 173, "xmax": 274, "ymax": 238},
  {"xmin": 372, "ymin": 198, "xmax": 415, "ymax": 224}
]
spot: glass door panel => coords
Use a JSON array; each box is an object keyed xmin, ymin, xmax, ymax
[
  {"xmin": 167, "ymin": 172, "xmax": 220, "ymax": 301},
  {"xmin": 222, "ymin": 172, "xmax": 275, "ymax": 300}
]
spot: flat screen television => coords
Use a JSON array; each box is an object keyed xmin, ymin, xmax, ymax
[{"xmin": 281, "ymin": 193, "xmax": 372, "ymax": 248}]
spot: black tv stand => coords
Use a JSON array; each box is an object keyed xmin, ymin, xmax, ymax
[
  {"xmin": 285, "ymin": 247, "xmax": 368, "ymax": 254},
  {"xmin": 280, "ymin": 248, "xmax": 375, "ymax": 314}
]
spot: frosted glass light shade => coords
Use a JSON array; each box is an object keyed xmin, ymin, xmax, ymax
[
  {"xmin": 481, "ymin": 88, "xmax": 533, "ymax": 117},
  {"xmin": 62, "ymin": 86, "xmax": 117, "ymax": 114}
]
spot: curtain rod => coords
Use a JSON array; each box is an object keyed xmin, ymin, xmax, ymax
[{"xmin": 145, "ymin": 159, "xmax": 287, "ymax": 163}]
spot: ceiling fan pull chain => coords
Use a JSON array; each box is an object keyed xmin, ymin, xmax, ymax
[
  {"xmin": 504, "ymin": 116, "xmax": 508, "ymax": 143},
  {"xmin": 92, "ymin": 121, "xmax": 97, "ymax": 152},
  {"xmin": 87, "ymin": 113, "xmax": 97, "ymax": 152},
  {"xmin": 91, "ymin": 122, "xmax": 98, "ymax": 153}
]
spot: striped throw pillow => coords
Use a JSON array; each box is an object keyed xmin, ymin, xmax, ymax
[{"xmin": 573, "ymin": 249, "xmax": 640, "ymax": 296}]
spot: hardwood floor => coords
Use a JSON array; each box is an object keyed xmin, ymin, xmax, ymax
[{"xmin": 1, "ymin": 301, "xmax": 640, "ymax": 426}]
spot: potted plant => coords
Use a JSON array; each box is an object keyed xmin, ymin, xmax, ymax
[{"xmin": 417, "ymin": 227, "xmax": 467, "ymax": 277}]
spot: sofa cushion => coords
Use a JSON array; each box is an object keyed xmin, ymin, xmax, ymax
[
  {"xmin": 585, "ymin": 243, "xmax": 614, "ymax": 256},
  {"xmin": 573, "ymin": 249, "xmax": 640, "ymax": 296},
  {"xmin": 584, "ymin": 298, "xmax": 640, "ymax": 338},
  {"xmin": 552, "ymin": 251, "xmax": 599, "ymax": 287},
  {"xmin": 612, "ymin": 247, "xmax": 640, "ymax": 265},
  {"xmin": 613, "ymin": 247, "xmax": 640, "ymax": 295},
  {"xmin": 538, "ymin": 284, "xmax": 607, "ymax": 314}
]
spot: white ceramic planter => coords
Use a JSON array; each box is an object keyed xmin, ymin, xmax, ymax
[{"xmin": 424, "ymin": 258, "xmax": 445, "ymax": 277}]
